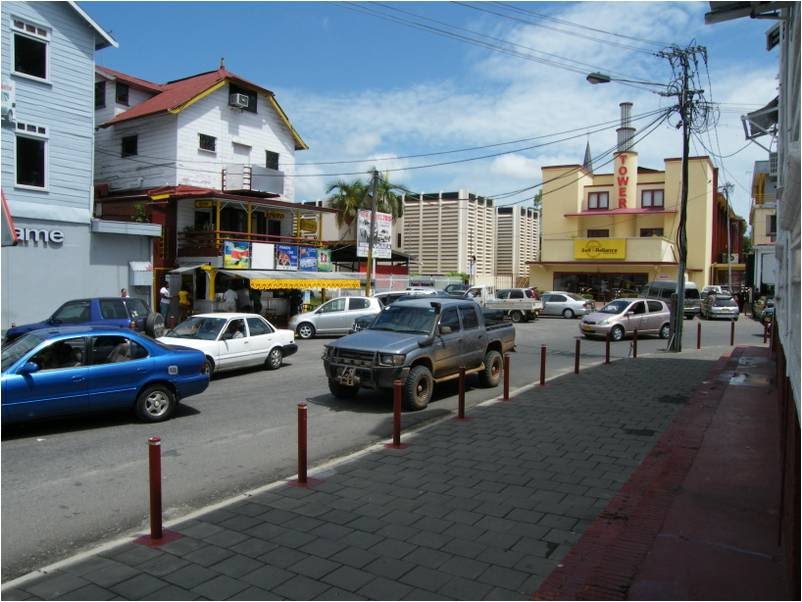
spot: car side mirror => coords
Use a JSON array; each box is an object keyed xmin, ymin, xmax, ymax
[
  {"xmin": 439, "ymin": 325, "xmax": 453, "ymax": 335},
  {"xmin": 19, "ymin": 361, "xmax": 40, "ymax": 375},
  {"xmin": 418, "ymin": 335, "xmax": 434, "ymax": 347}
]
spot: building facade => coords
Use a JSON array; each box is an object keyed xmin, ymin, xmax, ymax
[
  {"xmin": 400, "ymin": 191, "xmax": 496, "ymax": 283},
  {"xmin": 496, "ymin": 206, "xmax": 539, "ymax": 285},
  {"xmin": 749, "ymin": 159, "xmax": 778, "ymax": 294},
  {"xmin": 1, "ymin": 1, "xmax": 162, "ymax": 330},
  {"xmin": 530, "ymin": 102, "xmax": 744, "ymax": 299}
]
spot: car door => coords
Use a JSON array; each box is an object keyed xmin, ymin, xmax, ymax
[
  {"xmin": 3, "ymin": 337, "xmax": 89, "ymax": 421},
  {"xmin": 217, "ymin": 318, "xmax": 250, "ymax": 368},
  {"xmin": 87, "ymin": 334, "xmax": 151, "ymax": 410},
  {"xmin": 432, "ymin": 307, "xmax": 462, "ymax": 378},
  {"xmin": 626, "ymin": 300, "xmax": 648, "ymax": 333},
  {"xmin": 245, "ymin": 316, "xmax": 275, "ymax": 365},
  {"xmin": 314, "ymin": 298, "xmax": 347, "ymax": 334},
  {"xmin": 345, "ymin": 298, "xmax": 375, "ymax": 333},
  {"xmin": 645, "ymin": 300, "xmax": 665, "ymax": 332},
  {"xmin": 459, "ymin": 305, "xmax": 486, "ymax": 369},
  {"xmin": 549, "ymin": 294, "xmax": 568, "ymax": 315},
  {"xmin": 540, "ymin": 294, "xmax": 554, "ymax": 315}
]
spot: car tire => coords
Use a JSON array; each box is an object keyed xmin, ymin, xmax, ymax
[
  {"xmin": 204, "ymin": 357, "xmax": 215, "ymax": 379},
  {"xmin": 297, "ymin": 322, "xmax": 315, "ymax": 339},
  {"xmin": 510, "ymin": 310, "xmax": 523, "ymax": 323},
  {"xmin": 478, "ymin": 349, "xmax": 503, "ymax": 388},
  {"xmin": 135, "ymin": 383, "xmax": 176, "ymax": 422},
  {"xmin": 610, "ymin": 325, "xmax": 625, "ymax": 342},
  {"xmin": 659, "ymin": 323, "xmax": 670, "ymax": 339},
  {"xmin": 404, "ymin": 365, "xmax": 433, "ymax": 411},
  {"xmin": 328, "ymin": 379, "xmax": 359, "ymax": 399},
  {"xmin": 145, "ymin": 312, "xmax": 165, "ymax": 338},
  {"xmin": 265, "ymin": 347, "xmax": 283, "ymax": 370},
  {"xmin": 562, "ymin": 308, "xmax": 575, "ymax": 319}
]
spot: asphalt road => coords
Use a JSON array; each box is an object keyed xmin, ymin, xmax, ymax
[{"xmin": 0, "ymin": 314, "xmax": 765, "ymax": 580}]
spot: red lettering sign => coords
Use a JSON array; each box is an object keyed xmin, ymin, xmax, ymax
[
  {"xmin": 617, "ymin": 176, "xmax": 629, "ymax": 186},
  {"xmin": 618, "ymin": 198, "xmax": 627, "ymax": 208}
]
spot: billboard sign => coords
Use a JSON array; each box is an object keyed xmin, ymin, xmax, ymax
[
  {"xmin": 222, "ymin": 240, "xmax": 251, "ymax": 268},
  {"xmin": 317, "ymin": 248, "xmax": 332, "ymax": 272},
  {"xmin": 251, "ymin": 242, "xmax": 275, "ymax": 269},
  {"xmin": 356, "ymin": 209, "xmax": 392, "ymax": 259},
  {"xmin": 299, "ymin": 247, "xmax": 318, "ymax": 271},
  {"xmin": 275, "ymin": 244, "xmax": 298, "ymax": 270}
]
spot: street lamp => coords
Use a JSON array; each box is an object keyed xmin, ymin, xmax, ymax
[{"xmin": 586, "ymin": 72, "xmax": 672, "ymax": 92}]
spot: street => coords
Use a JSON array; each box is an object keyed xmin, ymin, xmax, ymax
[{"xmin": 1, "ymin": 316, "xmax": 766, "ymax": 581}]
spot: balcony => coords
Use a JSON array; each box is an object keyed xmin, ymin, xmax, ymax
[
  {"xmin": 177, "ymin": 230, "xmax": 322, "ymax": 258},
  {"xmin": 539, "ymin": 237, "xmax": 677, "ymax": 263},
  {"xmin": 222, "ymin": 165, "xmax": 284, "ymax": 196}
]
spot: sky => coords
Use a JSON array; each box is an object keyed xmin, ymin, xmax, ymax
[{"xmin": 82, "ymin": 1, "xmax": 780, "ymax": 223}]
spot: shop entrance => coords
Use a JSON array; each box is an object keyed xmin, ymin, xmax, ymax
[{"xmin": 553, "ymin": 272, "xmax": 649, "ymax": 302}]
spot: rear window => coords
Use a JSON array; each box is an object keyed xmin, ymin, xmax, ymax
[
  {"xmin": 647, "ymin": 300, "xmax": 663, "ymax": 312},
  {"xmin": 125, "ymin": 298, "xmax": 149, "ymax": 319},
  {"xmin": 685, "ymin": 288, "xmax": 700, "ymax": 300},
  {"xmin": 714, "ymin": 297, "xmax": 737, "ymax": 307},
  {"xmin": 460, "ymin": 305, "xmax": 479, "ymax": 330},
  {"xmin": 349, "ymin": 298, "xmax": 371, "ymax": 310},
  {"xmin": 100, "ymin": 299, "xmax": 128, "ymax": 319}
]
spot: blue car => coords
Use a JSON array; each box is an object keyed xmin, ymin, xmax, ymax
[{"xmin": 1, "ymin": 327, "xmax": 209, "ymax": 424}]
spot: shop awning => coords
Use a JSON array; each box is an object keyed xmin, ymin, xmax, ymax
[
  {"xmin": 219, "ymin": 269, "xmax": 363, "ymax": 290},
  {"xmin": 169, "ymin": 264, "xmax": 208, "ymax": 274}
]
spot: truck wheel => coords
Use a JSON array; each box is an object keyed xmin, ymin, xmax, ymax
[
  {"xmin": 145, "ymin": 313, "xmax": 165, "ymax": 338},
  {"xmin": 404, "ymin": 365, "xmax": 433, "ymax": 410},
  {"xmin": 328, "ymin": 379, "xmax": 359, "ymax": 399},
  {"xmin": 510, "ymin": 310, "xmax": 523, "ymax": 323},
  {"xmin": 135, "ymin": 384, "xmax": 176, "ymax": 422},
  {"xmin": 297, "ymin": 322, "xmax": 315, "ymax": 339},
  {"xmin": 478, "ymin": 350, "xmax": 502, "ymax": 387}
]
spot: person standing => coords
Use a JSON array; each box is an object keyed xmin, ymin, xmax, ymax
[
  {"xmin": 236, "ymin": 285, "xmax": 251, "ymax": 312},
  {"xmin": 178, "ymin": 288, "xmax": 192, "ymax": 320},
  {"xmin": 159, "ymin": 281, "xmax": 170, "ymax": 317},
  {"xmin": 223, "ymin": 285, "xmax": 237, "ymax": 312},
  {"xmin": 120, "ymin": 288, "xmax": 129, "ymax": 298}
]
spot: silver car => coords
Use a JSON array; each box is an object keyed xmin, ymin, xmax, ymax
[
  {"xmin": 701, "ymin": 294, "xmax": 739, "ymax": 320},
  {"xmin": 580, "ymin": 298, "xmax": 671, "ymax": 341},
  {"xmin": 289, "ymin": 296, "xmax": 382, "ymax": 339},
  {"xmin": 541, "ymin": 291, "xmax": 595, "ymax": 319}
]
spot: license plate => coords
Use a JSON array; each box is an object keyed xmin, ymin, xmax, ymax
[
  {"xmin": 337, "ymin": 366, "xmax": 356, "ymax": 386},
  {"xmin": 581, "ymin": 324, "xmax": 592, "ymax": 332}
]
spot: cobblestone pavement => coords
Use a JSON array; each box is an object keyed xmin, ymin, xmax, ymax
[{"xmin": 1, "ymin": 346, "xmax": 739, "ymax": 600}]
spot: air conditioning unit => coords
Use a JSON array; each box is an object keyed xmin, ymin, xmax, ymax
[
  {"xmin": 229, "ymin": 93, "xmax": 249, "ymax": 109},
  {"xmin": 769, "ymin": 152, "xmax": 778, "ymax": 177}
]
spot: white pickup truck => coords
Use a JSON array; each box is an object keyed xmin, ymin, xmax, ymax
[{"xmin": 463, "ymin": 285, "xmax": 543, "ymax": 322}]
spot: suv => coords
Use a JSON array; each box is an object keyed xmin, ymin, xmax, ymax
[
  {"xmin": 3, "ymin": 297, "xmax": 164, "ymax": 344},
  {"xmin": 640, "ymin": 281, "xmax": 701, "ymax": 319}
]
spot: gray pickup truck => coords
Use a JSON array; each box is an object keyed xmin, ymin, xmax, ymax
[{"xmin": 322, "ymin": 298, "xmax": 516, "ymax": 410}]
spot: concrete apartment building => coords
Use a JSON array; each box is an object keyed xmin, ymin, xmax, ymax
[
  {"xmin": 749, "ymin": 159, "xmax": 778, "ymax": 295},
  {"xmin": 496, "ymin": 205, "xmax": 539, "ymax": 286},
  {"xmin": 400, "ymin": 191, "xmax": 496, "ymax": 283}
]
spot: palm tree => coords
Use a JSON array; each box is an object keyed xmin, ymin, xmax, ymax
[
  {"xmin": 326, "ymin": 178, "xmax": 368, "ymax": 227},
  {"xmin": 374, "ymin": 171, "xmax": 409, "ymax": 220}
]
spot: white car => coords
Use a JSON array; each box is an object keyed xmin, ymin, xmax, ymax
[
  {"xmin": 288, "ymin": 296, "xmax": 382, "ymax": 339},
  {"xmin": 158, "ymin": 313, "xmax": 297, "ymax": 376}
]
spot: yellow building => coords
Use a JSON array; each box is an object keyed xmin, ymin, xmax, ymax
[{"xmin": 530, "ymin": 103, "xmax": 730, "ymax": 298}]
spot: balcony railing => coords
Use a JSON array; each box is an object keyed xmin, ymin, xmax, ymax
[{"xmin": 177, "ymin": 230, "xmax": 324, "ymax": 257}]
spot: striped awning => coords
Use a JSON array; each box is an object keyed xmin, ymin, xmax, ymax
[{"xmin": 219, "ymin": 269, "xmax": 363, "ymax": 290}]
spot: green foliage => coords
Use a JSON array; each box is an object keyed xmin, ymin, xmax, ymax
[{"xmin": 326, "ymin": 169, "xmax": 410, "ymax": 227}]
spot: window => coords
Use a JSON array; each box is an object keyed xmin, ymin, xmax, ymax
[
  {"xmin": 229, "ymin": 84, "xmax": 257, "ymax": 113},
  {"xmin": 12, "ymin": 19, "xmax": 49, "ymax": 80},
  {"xmin": 100, "ymin": 300, "xmax": 128, "ymax": 319},
  {"xmin": 199, "ymin": 134, "xmax": 216, "ymax": 153},
  {"xmin": 265, "ymin": 150, "xmax": 279, "ymax": 170},
  {"xmin": 496, "ymin": 290, "xmax": 510, "ymax": 299},
  {"xmin": 439, "ymin": 308, "xmax": 460, "ymax": 333},
  {"xmin": 115, "ymin": 82, "xmax": 129, "ymax": 105},
  {"xmin": 641, "ymin": 189, "xmax": 664, "ymax": 208},
  {"xmin": 551, "ymin": 294, "xmax": 567, "ymax": 302},
  {"xmin": 123, "ymin": 299, "xmax": 149, "ymax": 320},
  {"xmin": 587, "ymin": 229, "xmax": 609, "ymax": 238},
  {"xmin": 647, "ymin": 300, "xmax": 663, "ymax": 312},
  {"xmin": 767, "ymin": 214, "xmax": 777, "ymax": 237},
  {"xmin": 121, "ymin": 135, "xmax": 138, "ymax": 157},
  {"xmin": 509, "ymin": 290, "xmax": 524, "ymax": 299},
  {"xmin": 397, "ymin": 232, "xmax": 402, "ymax": 248},
  {"xmin": 31, "ymin": 337, "xmax": 85, "ymax": 371},
  {"xmin": 631, "ymin": 301, "xmax": 647, "ymax": 314},
  {"xmin": 588, "ymin": 191, "xmax": 609, "ymax": 210},
  {"xmin": 349, "ymin": 298, "xmax": 371, "ymax": 310},
  {"xmin": 15, "ymin": 122, "xmax": 47, "ymax": 188},
  {"xmin": 460, "ymin": 306, "xmax": 479, "ymax": 330},
  {"xmin": 640, "ymin": 228, "xmax": 664, "ymax": 237},
  {"xmin": 223, "ymin": 319, "xmax": 246, "ymax": 339},
  {"xmin": 319, "ymin": 298, "xmax": 345, "ymax": 313},
  {"xmin": 247, "ymin": 317, "xmax": 272, "ymax": 336},
  {"xmin": 91, "ymin": 335, "xmax": 147, "ymax": 364},
  {"xmin": 52, "ymin": 301, "xmax": 90, "ymax": 323},
  {"xmin": 95, "ymin": 81, "xmax": 106, "ymax": 109}
]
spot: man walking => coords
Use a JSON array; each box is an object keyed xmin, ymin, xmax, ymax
[{"xmin": 159, "ymin": 280, "xmax": 170, "ymax": 318}]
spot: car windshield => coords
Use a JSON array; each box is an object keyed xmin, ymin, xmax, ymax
[
  {"xmin": 166, "ymin": 316, "xmax": 226, "ymax": 340},
  {"xmin": 371, "ymin": 305, "xmax": 437, "ymax": 334},
  {"xmin": 2, "ymin": 332, "xmax": 46, "ymax": 369},
  {"xmin": 599, "ymin": 300, "xmax": 631, "ymax": 315},
  {"xmin": 714, "ymin": 297, "xmax": 737, "ymax": 307}
]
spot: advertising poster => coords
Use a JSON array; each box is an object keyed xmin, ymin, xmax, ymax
[
  {"xmin": 251, "ymin": 242, "xmax": 275, "ymax": 270},
  {"xmin": 299, "ymin": 247, "xmax": 318, "ymax": 271},
  {"xmin": 356, "ymin": 209, "xmax": 392, "ymax": 259},
  {"xmin": 275, "ymin": 244, "xmax": 298, "ymax": 270},
  {"xmin": 317, "ymin": 248, "xmax": 332, "ymax": 272},
  {"xmin": 222, "ymin": 240, "xmax": 251, "ymax": 269}
]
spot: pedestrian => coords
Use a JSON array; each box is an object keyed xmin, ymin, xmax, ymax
[
  {"xmin": 159, "ymin": 280, "xmax": 170, "ymax": 317},
  {"xmin": 236, "ymin": 284, "xmax": 251, "ymax": 311},
  {"xmin": 250, "ymin": 288, "xmax": 263, "ymax": 315},
  {"xmin": 178, "ymin": 288, "xmax": 192, "ymax": 320},
  {"xmin": 223, "ymin": 284, "xmax": 237, "ymax": 312},
  {"xmin": 120, "ymin": 288, "xmax": 129, "ymax": 298}
]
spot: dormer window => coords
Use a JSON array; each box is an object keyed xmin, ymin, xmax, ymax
[
  {"xmin": 116, "ymin": 82, "xmax": 129, "ymax": 106},
  {"xmin": 588, "ymin": 191, "xmax": 609, "ymax": 210},
  {"xmin": 641, "ymin": 189, "xmax": 664, "ymax": 208},
  {"xmin": 95, "ymin": 81, "xmax": 106, "ymax": 109},
  {"xmin": 229, "ymin": 84, "xmax": 257, "ymax": 113}
]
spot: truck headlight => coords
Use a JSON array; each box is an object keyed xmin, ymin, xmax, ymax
[
  {"xmin": 378, "ymin": 353, "xmax": 405, "ymax": 366},
  {"xmin": 322, "ymin": 347, "xmax": 334, "ymax": 360}
]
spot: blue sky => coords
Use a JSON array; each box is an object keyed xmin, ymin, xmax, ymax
[{"xmin": 83, "ymin": 1, "xmax": 779, "ymax": 221}]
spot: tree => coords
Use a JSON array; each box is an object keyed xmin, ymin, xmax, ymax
[
  {"xmin": 374, "ymin": 171, "xmax": 409, "ymax": 220},
  {"xmin": 533, "ymin": 189, "xmax": 542, "ymax": 212},
  {"xmin": 325, "ymin": 169, "xmax": 409, "ymax": 226}
]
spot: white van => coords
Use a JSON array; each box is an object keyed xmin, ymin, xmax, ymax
[{"xmin": 640, "ymin": 281, "xmax": 701, "ymax": 319}]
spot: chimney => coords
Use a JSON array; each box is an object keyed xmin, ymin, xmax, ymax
[{"xmin": 617, "ymin": 102, "xmax": 635, "ymax": 152}]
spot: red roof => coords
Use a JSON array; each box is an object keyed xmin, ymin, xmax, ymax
[
  {"xmin": 99, "ymin": 67, "xmax": 273, "ymax": 127},
  {"xmin": 97, "ymin": 65, "xmax": 163, "ymax": 93}
]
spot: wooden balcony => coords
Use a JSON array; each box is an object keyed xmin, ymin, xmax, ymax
[{"xmin": 177, "ymin": 230, "xmax": 324, "ymax": 257}]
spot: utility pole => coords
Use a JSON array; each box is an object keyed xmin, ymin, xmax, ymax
[
  {"xmin": 724, "ymin": 183, "xmax": 734, "ymax": 292},
  {"xmin": 364, "ymin": 168, "xmax": 379, "ymax": 297}
]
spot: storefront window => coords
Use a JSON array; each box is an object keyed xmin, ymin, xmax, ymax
[
  {"xmin": 640, "ymin": 228, "xmax": 664, "ymax": 237},
  {"xmin": 553, "ymin": 272, "xmax": 648, "ymax": 301},
  {"xmin": 587, "ymin": 229, "xmax": 610, "ymax": 238}
]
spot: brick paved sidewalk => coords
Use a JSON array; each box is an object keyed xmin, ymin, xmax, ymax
[{"xmin": 2, "ymin": 346, "xmax": 748, "ymax": 601}]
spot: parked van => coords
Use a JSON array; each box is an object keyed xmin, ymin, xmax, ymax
[{"xmin": 640, "ymin": 281, "xmax": 701, "ymax": 319}]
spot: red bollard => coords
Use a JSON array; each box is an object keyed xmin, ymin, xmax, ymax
[
  {"xmin": 730, "ymin": 320, "xmax": 735, "ymax": 346},
  {"xmin": 632, "ymin": 330, "xmax": 638, "ymax": 358},
  {"xmin": 385, "ymin": 380, "xmax": 408, "ymax": 448},
  {"xmin": 457, "ymin": 367, "xmax": 466, "ymax": 420},
  {"xmin": 697, "ymin": 321, "xmax": 702, "ymax": 350},
  {"xmin": 605, "ymin": 332, "xmax": 611, "ymax": 365},
  {"xmin": 297, "ymin": 403, "xmax": 307, "ymax": 484},
  {"xmin": 148, "ymin": 436, "xmax": 162, "ymax": 540},
  {"xmin": 539, "ymin": 345, "xmax": 546, "ymax": 386},
  {"xmin": 574, "ymin": 338, "xmax": 580, "ymax": 374},
  {"xmin": 503, "ymin": 353, "xmax": 510, "ymax": 400}
]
